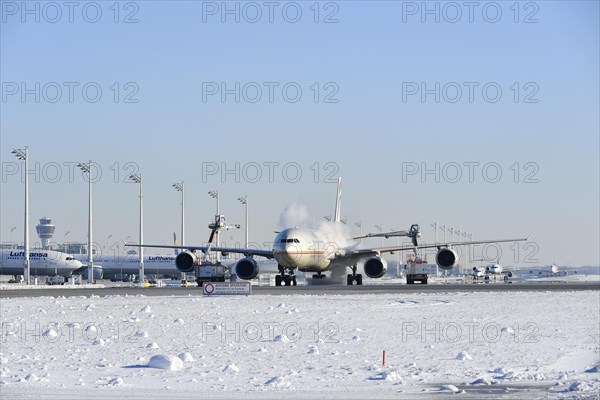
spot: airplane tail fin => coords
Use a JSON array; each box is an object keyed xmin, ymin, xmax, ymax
[
  {"xmin": 333, "ymin": 177, "xmax": 342, "ymax": 223},
  {"xmin": 173, "ymin": 232, "xmax": 179, "ymax": 255}
]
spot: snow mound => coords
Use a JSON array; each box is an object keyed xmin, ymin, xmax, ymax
[
  {"xmin": 146, "ymin": 342, "xmax": 159, "ymax": 349},
  {"xmin": 456, "ymin": 351, "xmax": 472, "ymax": 360},
  {"xmin": 265, "ymin": 376, "xmax": 290, "ymax": 387},
  {"xmin": 173, "ymin": 318, "xmax": 184, "ymax": 324},
  {"xmin": 307, "ymin": 346, "xmax": 320, "ymax": 355},
  {"xmin": 222, "ymin": 363, "xmax": 240, "ymax": 373},
  {"xmin": 501, "ymin": 326, "xmax": 515, "ymax": 334},
  {"xmin": 135, "ymin": 330, "xmax": 149, "ymax": 338},
  {"xmin": 275, "ymin": 303, "xmax": 286, "ymax": 308},
  {"xmin": 382, "ymin": 370, "xmax": 402, "ymax": 382},
  {"xmin": 85, "ymin": 325, "xmax": 97, "ymax": 333},
  {"xmin": 148, "ymin": 355, "xmax": 184, "ymax": 371},
  {"xmin": 25, "ymin": 373, "xmax": 39, "ymax": 382},
  {"xmin": 93, "ymin": 339, "xmax": 105, "ymax": 346},
  {"xmin": 141, "ymin": 306, "xmax": 151, "ymax": 313},
  {"xmin": 584, "ymin": 364, "xmax": 599, "ymax": 373},
  {"xmin": 439, "ymin": 384, "xmax": 461, "ymax": 393},
  {"xmin": 471, "ymin": 377, "xmax": 491, "ymax": 385},
  {"xmin": 42, "ymin": 329, "xmax": 58, "ymax": 338},
  {"xmin": 274, "ymin": 335, "xmax": 290, "ymax": 342},
  {"xmin": 108, "ymin": 377, "xmax": 124, "ymax": 386},
  {"xmin": 84, "ymin": 304, "xmax": 95, "ymax": 311},
  {"xmin": 568, "ymin": 381, "xmax": 587, "ymax": 392},
  {"xmin": 178, "ymin": 352, "xmax": 194, "ymax": 362}
]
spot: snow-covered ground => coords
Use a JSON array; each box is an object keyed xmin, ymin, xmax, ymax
[{"xmin": 1, "ymin": 291, "xmax": 598, "ymax": 399}]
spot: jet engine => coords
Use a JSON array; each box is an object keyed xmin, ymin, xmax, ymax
[
  {"xmin": 175, "ymin": 250, "xmax": 200, "ymax": 273},
  {"xmin": 436, "ymin": 248, "xmax": 458, "ymax": 270},
  {"xmin": 364, "ymin": 256, "xmax": 388, "ymax": 278},
  {"xmin": 235, "ymin": 257, "xmax": 259, "ymax": 280}
]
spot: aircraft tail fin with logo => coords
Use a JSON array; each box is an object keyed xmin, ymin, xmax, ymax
[{"xmin": 173, "ymin": 233, "xmax": 179, "ymax": 255}]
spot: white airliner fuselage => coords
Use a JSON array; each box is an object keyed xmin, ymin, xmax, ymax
[
  {"xmin": 272, "ymin": 228, "xmax": 337, "ymax": 272},
  {"xmin": 0, "ymin": 249, "xmax": 83, "ymax": 277},
  {"xmin": 73, "ymin": 254, "xmax": 179, "ymax": 278},
  {"xmin": 486, "ymin": 263, "xmax": 503, "ymax": 274}
]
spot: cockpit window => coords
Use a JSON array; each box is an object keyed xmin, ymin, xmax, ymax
[
  {"xmin": 294, "ymin": 239, "xmax": 300, "ymax": 243},
  {"xmin": 281, "ymin": 238, "xmax": 300, "ymax": 243}
]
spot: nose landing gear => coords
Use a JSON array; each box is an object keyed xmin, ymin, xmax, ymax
[{"xmin": 275, "ymin": 265, "xmax": 297, "ymax": 286}]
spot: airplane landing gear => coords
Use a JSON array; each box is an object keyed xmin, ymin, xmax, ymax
[
  {"xmin": 275, "ymin": 265, "xmax": 297, "ymax": 287},
  {"xmin": 347, "ymin": 265, "xmax": 363, "ymax": 285}
]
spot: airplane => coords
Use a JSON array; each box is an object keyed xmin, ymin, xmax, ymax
[
  {"xmin": 471, "ymin": 260, "xmax": 513, "ymax": 282},
  {"xmin": 471, "ymin": 266, "xmax": 486, "ymax": 279},
  {"xmin": 525, "ymin": 263, "xmax": 567, "ymax": 277},
  {"xmin": 0, "ymin": 249, "xmax": 83, "ymax": 278},
  {"xmin": 486, "ymin": 262, "xmax": 503, "ymax": 275},
  {"xmin": 73, "ymin": 252, "xmax": 180, "ymax": 280},
  {"xmin": 127, "ymin": 178, "xmax": 531, "ymax": 286},
  {"xmin": 72, "ymin": 234, "xmax": 184, "ymax": 280}
]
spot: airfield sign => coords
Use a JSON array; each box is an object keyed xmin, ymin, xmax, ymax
[{"xmin": 203, "ymin": 282, "xmax": 252, "ymax": 296}]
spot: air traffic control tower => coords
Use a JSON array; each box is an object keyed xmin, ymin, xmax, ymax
[{"xmin": 36, "ymin": 217, "xmax": 56, "ymax": 249}]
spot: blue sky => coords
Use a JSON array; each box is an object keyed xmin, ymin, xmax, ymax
[{"xmin": 1, "ymin": 1, "xmax": 598, "ymax": 266}]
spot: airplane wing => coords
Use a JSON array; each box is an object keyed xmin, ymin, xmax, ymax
[
  {"xmin": 334, "ymin": 235, "xmax": 531, "ymax": 263},
  {"xmin": 125, "ymin": 243, "xmax": 275, "ymax": 259}
]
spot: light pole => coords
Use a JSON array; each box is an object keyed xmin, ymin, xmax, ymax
[
  {"xmin": 11, "ymin": 147, "xmax": 29, "ymax": 283},
  {"xmin": 208, "ymin": 190, "xmax": 219, "ymax": 215},
  {"xmin": 354, "ymin": 221, "xmax": 362, "ymax": 242},
  {"xmin": 468, "ymin": 233, "xmax": 473, "ymax": 272},
  {"xmin": 391, "ymin": 227, "xmax": 401, "ymax": 277},
  {"xmin": 375, "ymin": 224, "xmax": 383, "ymax": 247},
  {"xmin": 172, "ymin": 182, "xmax": 185, "ymax": 247},
  {"xmin": 462, "ymin": 231, "xmax": 468, "ymax": 273},
  {"xmin": 130, "ymin": 174, "xmax": 144, "ymax": 286},
  {"xmin": 77, "ymin": 161, "xmax": 94, "ymax": 284},
  {"xmin": 208, "ymin": 190, "xmax": 219, "ymax": 261},
  {"xmin": 237, "ymin": 196, "xmax": 248, "ymax": 248},
  {"xmin": 441, "ymin": 224, "xmax": 446, "ymax": 243},
  {"xmin": 430, "ymin": 222, "xmax": 438, "ymax": 243}
]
